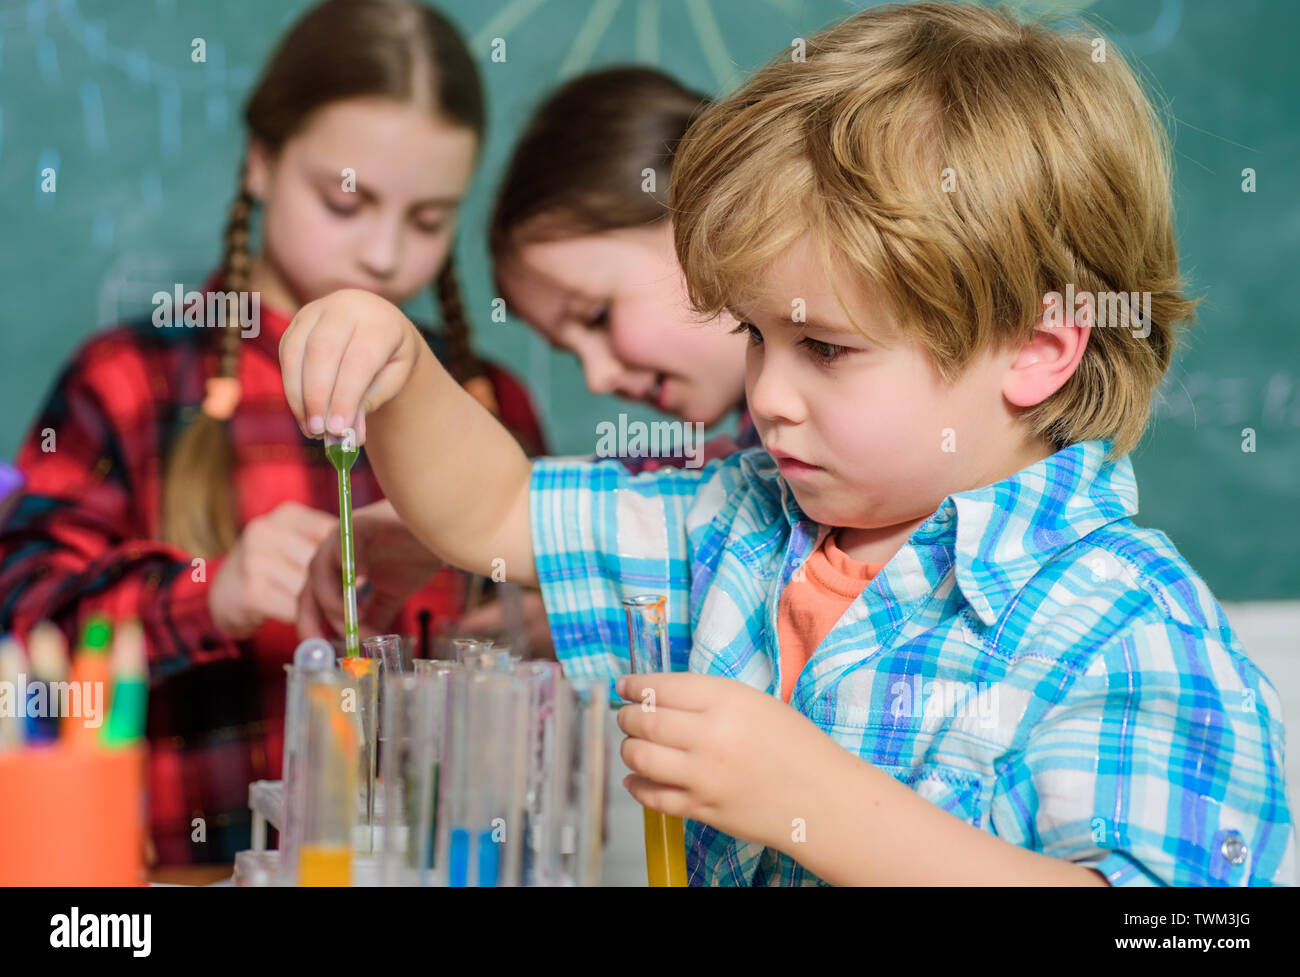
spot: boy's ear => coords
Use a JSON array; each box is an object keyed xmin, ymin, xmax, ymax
[
  {"xmin": 1002, "ymin": 314, "xmax": 1090, "ymax": 409},
  {"xmin": 244, "ymin": 138, "xmax": 274, "ymax": 202}
]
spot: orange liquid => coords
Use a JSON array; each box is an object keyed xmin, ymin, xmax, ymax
[
  {"xmin": 643, "ymin": 808, "xmax": 688, "ymax": 887},
  {"xmin": 298, "ymin": 844, "xmax": 351, "ymax": 886}
]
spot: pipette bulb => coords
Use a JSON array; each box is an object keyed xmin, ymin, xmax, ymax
[{"xmin": 293, "ymin": 638, "xmax": 336, "ymax": 670}]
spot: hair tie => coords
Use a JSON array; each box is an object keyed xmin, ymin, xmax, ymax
[{"xmin": 202, "ymin": 377, "xmax": 242, "ymax": 421}]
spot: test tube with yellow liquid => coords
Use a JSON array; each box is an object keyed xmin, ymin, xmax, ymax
[
  {"xmin": 623, "ymin": 595, "xmax": 688, "ymax": 887},
  {"xmin": 298, "ymin": 670, "xmax": 358, "ymax": 886}
]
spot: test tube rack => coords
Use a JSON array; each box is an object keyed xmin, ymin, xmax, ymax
[{"xmin": 234, "ymin": 658, "xmax": 609, "ymax": 887}]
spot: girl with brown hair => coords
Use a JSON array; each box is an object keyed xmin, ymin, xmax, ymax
[
  {"xmin": 0, "ymin": 0, "xmax": 546, "ymax": 865},
  {"xmin": 490, "ymin": 66, "xmax": 751, "ymax": 452}
]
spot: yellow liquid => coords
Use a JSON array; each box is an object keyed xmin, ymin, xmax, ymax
[
  {"xmin": 643, "ymin": 808, "xmax": 688, "ymax": 887},
  {"xmin": 298, "ymin": 844, "xmax": 351, "ymax": 887}
]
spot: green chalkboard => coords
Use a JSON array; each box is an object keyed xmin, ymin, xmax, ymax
[{"xmin": 0, "ymin": 0, "xmax": 1296, "ymax": 597}]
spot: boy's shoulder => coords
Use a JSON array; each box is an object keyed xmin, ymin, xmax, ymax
[
  {"xmin": 956, "ymin": 440, "xmax": 1274, "ymax": 698},
  {"xmin": 1003, "ymin": 514, "xmax": 1282, "ymax": 714}
]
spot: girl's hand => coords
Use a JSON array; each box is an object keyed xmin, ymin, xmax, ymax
[
  {"xmin": 208, "ymin": 501, "xmax": 338, "ymax": 640},
  {"xmin": 616, "ymin": 672, "xmax": 842, "ymax": 853},
  {"xmin": 296, "ymin": 500, "xmax": 441, "ymax": 640},
  {"xmin": 279, "ymin": 288, "xmax": 423, "ymax": 443}
]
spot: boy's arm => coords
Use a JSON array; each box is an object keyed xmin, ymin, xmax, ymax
[
  {"xmin": 366, "ymin": 338, "xmax": 537, "ymax": 586},
  {"xmin": 781, "ymin": 739, "xmax": 1110, "ymax": 885},
  {"xmin": 788, "ymin": 617, "xmax": 1292, "ymax": 885},
  {"xmin": 281, "ymin": 289, "xmax": 537, "ymax": 587}
]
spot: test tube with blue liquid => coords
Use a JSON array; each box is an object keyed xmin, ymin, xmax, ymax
[{"xmin": 440, "ymin": 669, "xmax": 527, "ymax": 885}]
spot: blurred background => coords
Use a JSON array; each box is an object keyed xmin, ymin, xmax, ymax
[{"xmin": 0, "ymin": 0, "xmax": 1295, "ymax": 602}]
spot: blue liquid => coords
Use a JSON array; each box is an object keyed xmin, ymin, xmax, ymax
[
  {"xmin": 449, "ymin": 827, "xmax": 469, "ymax": 887},
  {"xmin": 478, "ymin": 829, "xmax": 499, "ymax": 887}
]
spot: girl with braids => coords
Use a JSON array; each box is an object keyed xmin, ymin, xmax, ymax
[{"xmin": 0, "ymin": 0, "xmax": 545, "ymax": 865}]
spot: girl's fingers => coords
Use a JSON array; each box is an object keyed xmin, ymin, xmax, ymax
[
  {"xmin": 258, "ymin": 548, "xmax": 315, "ymax": 602},
  {"xmin": 276, "ymin": 504, "xmax": 338, "ymax": 547},
  {"xmin": 262, "ymin": 520, "xmax": 327, "ymax": 571},
  {"xmin": 260, "ymin": 573, "xmax": 305, "ymax": 626},
  {"xmin": 296, "ymin": 583, "xmax": 327, "ymax": 639}
]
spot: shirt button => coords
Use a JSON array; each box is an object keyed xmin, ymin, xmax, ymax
[{"xmin": 1220, "ymin": 833, "xmax": 1248, "ymax": 865}]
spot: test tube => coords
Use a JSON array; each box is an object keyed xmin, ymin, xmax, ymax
[
  {"xmin": 379, "ymin": 671, "xmax": 443, "ymax": 886},
  {"xmin": 362, "ymin": 633, "xmax": 405, "ymax": 789},
  {"xmin": 413, "ymin": 658, "xmax": 458, "ymax": 677},
  {"xmin": 623, "ymin": 594, "xmax": 689, "ymax": 887},
  {"xmin": 337, "ymin": 655, "xmax": 380, "ymax": 853},
  {"xmin": 362, "ymin": 633, "xmax": 404, "ymax": 675},
  {"xmin": 454, "ymin": 638, "xmax": 514, "ymax": 672},
  {"xmin": 515, "ymin": 660, "xmax": 562, "ymax": 885},
  {"xmin": 298, "ymin": 670, "xmax": 358, "ymax": 886},
  {"xmin": 554, "ymin": 675, "xmax": 608, "ymax": 886},
  {"xmin": 280, "ymin": 638, "xmax": 337, "ymax": 884},
  {"xmin": 439, "ymin": 669, "xmax": 528, "ymax": 886}
]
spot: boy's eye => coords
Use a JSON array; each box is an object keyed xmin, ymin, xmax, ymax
[
  {"xmin": 413, "ymin": 219, "xmax": 445, "ymax": 235},
  {"xmin": 730, "ymin": 321, "xmax": 762, "ymax": 344},
  {"xmin": 586, "ymin": 305, "xmax": 610, "ymax": 328},
  {"xmin": 801, "ymin": 337, "xmax": 849, "ymax": 363}
]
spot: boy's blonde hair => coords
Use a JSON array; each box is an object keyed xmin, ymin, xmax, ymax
[{"xmin": 670, "ymin": 2, "xmax": 1197, "ymax": 458}]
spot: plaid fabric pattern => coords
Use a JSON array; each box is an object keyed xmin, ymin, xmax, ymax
[
  {"xmin": 530, "ymin": 439, "xmax": 1296, "ymax": 886},
  {"xmin": 0, "ymin": 287, "xmax": 547, "ymax": 864}
]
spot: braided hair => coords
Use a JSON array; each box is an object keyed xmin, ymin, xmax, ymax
[{"xmin": 160, "ymin": 0, "xmax": 487, "ymax": 557}]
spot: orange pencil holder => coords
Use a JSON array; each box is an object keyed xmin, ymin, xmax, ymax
[{"xmin": 0, "ymin": 744, "xmax": 145, "ymax": 885}]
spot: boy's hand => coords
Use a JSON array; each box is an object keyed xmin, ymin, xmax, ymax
[
  {"xmin": 279, "ymin": 288, "xmax": 424, "ymax": 443},
  {"xmin": 616, "ymin": 672, "xmax": 840, "ymax": 853}
]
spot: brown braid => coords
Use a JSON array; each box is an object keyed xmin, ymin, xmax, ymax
[
  {"xmin": 160, "ymin": 172, "xmax": 256, "ymax": 558},
  {"xmin": 436, "ymin": 254, "xmax": 497, "ymax": 415}
]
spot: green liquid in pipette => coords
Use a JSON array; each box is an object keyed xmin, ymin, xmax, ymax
[{"xmin": 326, "ymin": 440, "xmax": 361, "ymax": 657}]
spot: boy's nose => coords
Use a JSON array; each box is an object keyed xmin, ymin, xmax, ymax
[{"xmin": 747, "ymin": 353, "xmax": 805, "ymax": 426}]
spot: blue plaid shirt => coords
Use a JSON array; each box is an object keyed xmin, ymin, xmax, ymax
[{"xmin": 530, "ymin": 439, "xmax": 1296, "ymax": 886}]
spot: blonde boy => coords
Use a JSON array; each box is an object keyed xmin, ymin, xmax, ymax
[{"xmin": 282, "ymin": 3, "xmax": 1294, "ymax": 884}]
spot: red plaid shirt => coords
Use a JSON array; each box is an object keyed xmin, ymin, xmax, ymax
[{"xmin": 0, "ymin": 288, "xmax": 547, "ymax": 864}]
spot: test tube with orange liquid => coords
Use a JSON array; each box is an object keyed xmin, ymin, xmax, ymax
[
  {"xmin": 623, "ymin": 595, "xmax": 688, "ymax": 887},
  {"xmin": 298, "ymin": 671, "xmax": 358, "ymax": 886}
]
